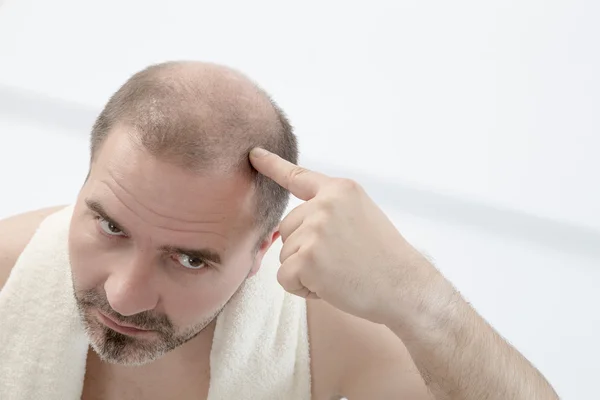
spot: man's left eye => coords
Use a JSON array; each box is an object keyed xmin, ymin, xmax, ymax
[{"xmin": 176, "ymin": 254, "xmax": 206, "ymax": 270}]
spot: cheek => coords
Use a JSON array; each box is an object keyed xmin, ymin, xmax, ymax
[
  {"xmin": 68, "ymin": 222, "xmax": 111, "ymax": 291},
  {"xmin": 163, "ymin": 268, "xmax": 249, "ymax": 326}
]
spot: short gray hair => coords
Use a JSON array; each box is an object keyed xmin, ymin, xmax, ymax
[{"xmin": 90, "ymin": 61, "xmax": 298, "ymax": 242}]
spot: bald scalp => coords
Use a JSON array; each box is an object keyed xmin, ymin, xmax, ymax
[
  {"xmin": 93, "ymin": 61, "xmax": 288, "ymax": 171},
  {"xmin": 90, "ymin": 61, "xmax": 298, "ymax": 237}
]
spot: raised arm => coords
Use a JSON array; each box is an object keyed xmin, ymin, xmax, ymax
[{"xmin": 249, "ymin": 147, "xmax": 559, "ymax": 399}]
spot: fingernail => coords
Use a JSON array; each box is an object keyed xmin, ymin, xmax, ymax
[{"xmin": 251, "ymin": 147, "xmax": 269, "ymax": 157}]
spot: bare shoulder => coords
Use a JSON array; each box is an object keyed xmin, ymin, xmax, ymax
[
  {"xmin": 307, "ymin": 299, "xmax": 432, "ymax": 400},
  {"xmin": 0, "ymin": 205, "xmax": 67, "ymax": 290}
]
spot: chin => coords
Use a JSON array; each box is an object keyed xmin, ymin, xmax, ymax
[
  {"xmin": 73, "ymin": 285, "xmax": 228, "ymax": 366},
  {"xmin": 82, "ymin": 309, "xmax": 219, "ymax": 367},
  {"xmin": 84, "ymin": 321, "xmax": 203, "ymax": 367}
]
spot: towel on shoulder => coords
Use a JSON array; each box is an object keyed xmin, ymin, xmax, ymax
[{"xmin": 0, "ymin": 205, "xmax": 311, "ymax": 400}]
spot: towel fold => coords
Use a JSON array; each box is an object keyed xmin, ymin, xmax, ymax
[{"xmin": 0, "ymin": 205, "xmax": 311, "ymax": 399}]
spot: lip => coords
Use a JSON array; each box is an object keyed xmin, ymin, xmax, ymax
[{"xmin": 97, "ymin": 311, "xmax": 154, "ymax": 337}]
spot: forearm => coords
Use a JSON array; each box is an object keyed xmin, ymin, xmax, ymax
[{"xmin": 385, "ymin": 270, "xmax": 559, "ymax": 400}]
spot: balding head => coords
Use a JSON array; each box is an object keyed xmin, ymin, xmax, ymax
[{"xmin": 90, "ymin": 61, "xmax": 298, "ymax": 239}]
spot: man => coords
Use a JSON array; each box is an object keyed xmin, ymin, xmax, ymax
[{"xmin": 0, "ymin": 61, "xmax": 558, "ymax": 399}]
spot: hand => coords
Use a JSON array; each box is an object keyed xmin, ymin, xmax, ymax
[
  {"xmin": 249, "ymin": 147, "xmax": 438, "ymax": 324},
  {"xmin": 250, "ymin": 149, "xmax": 561, "ymax": 400}
]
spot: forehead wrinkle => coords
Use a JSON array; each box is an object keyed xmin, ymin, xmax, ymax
[
  {"xmin": 104, "ymin": 172, "xmax": 226, "ymax": 224},
  {"xmin": 153, "ymin": 225, "xmax": 227, "ymax": 238},
  {"xmin": 99, "ymin": 180, "xmax": 228, "ymax": 239}
]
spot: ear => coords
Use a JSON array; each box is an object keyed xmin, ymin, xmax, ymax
[{"xmin": 248, "ymin": 228, "xmax": 281, "ymax": 278}]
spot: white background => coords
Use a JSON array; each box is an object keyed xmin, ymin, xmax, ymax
[{"xmin": 0, "ymin": 0, "xmax": 598, "ymax": 397}]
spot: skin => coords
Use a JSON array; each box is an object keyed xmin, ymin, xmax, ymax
[
  {"xmin": 0, "ymin": 61, "xmax": 558, "ymax": 399},
  {"xmin": 249, "ymin": 147, "xmax": 560, "ymax": 400},
  {"xmin": 70, "ymin": 128, "xmax": 282, "ymax": 398},
  {"xmin": 0, "ymin": 132, "xmax": 430, "ymax": 399},
  {"xmin": 0, "ymin": 143, "xmax": 560, "ymax": 400},
  {"xmin": 69, "ymin": 129, "xmax": 266, "ymax": 366}
]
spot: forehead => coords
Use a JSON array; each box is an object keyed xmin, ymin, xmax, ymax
[{"xmin": 88, "ymin": 130, "xmax": 257, "ymax": 235}]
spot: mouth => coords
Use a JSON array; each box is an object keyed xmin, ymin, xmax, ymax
[{"xmin": 96, "ymin": 310, "xmax": 155, "ymax": 337}]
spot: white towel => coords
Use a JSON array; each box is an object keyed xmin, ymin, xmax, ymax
[{"xmin": 0, "ymin": 205, "xmax": 311, "ymax": 399}]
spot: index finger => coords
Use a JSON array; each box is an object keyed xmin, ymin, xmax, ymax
[{"xmin": 249, "ymin": 147, "xmax": 330, "ymax": 200}]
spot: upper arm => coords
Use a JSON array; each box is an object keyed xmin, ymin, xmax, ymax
[
  {"xmin": 340, "ymin": 349, "xmax": 433, "ymax": 399},
  {"xmin": 308, "ymin": 299, "xmax": 433, "ymax": 400},
  {"xmin": 0, "ymin": 206, "xmax": 67, "ymax": 290}
]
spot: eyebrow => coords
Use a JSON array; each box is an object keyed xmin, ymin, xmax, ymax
[
  {"xmin": 159, "ymin": 245, "xmax": 222, "ymax": 265},
  {"xmin": 85, "ymin": 198, "xmax": 223, "ymax": 265},
  {"xmin": 86, "ymin": 199, "xmax": 126, "ymax": 231}
]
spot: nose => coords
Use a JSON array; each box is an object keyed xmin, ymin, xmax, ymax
[{"xmin": 104, "ymin": 252, "xmax": 159, "ymax": 316}]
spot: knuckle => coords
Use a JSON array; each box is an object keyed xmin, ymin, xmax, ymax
[
  {"xmin": 280, "ymin": 240, "xmax": 298, "ymax": 263},
  {"xmin": 297, "ymin": 241, "xmax": 317, "ymax": 263},
  {"xmin": 335, "ymin": 178, "xmax": 362, "ymax": 193},
  {"xmin": 317, "ymin": 178, "xmax": 362, "ymax": 211},
  {"xmin": 288, "ymin": 167, "xmax": 310, "ymax": 184},
  {"xmin": 279, "ymin": 249, "xmax": 287, "ymax": 264},
  {"xmin": 317, "ymin": 197, "xmax": 336, "ymax": 214},
  {"xmin": 279, "ymin": 220, "xmax": 292, "ymax": 240},
  {"xmin": 277, "ymin": 265, "xmax": 293, "ymax": 286},
  {"xmin": 308, "ymin": 217, "xmax": 327, "ymax": 235}
]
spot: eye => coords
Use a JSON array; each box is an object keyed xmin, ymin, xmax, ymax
[
  {"xmin": 98, "ymin": 218, "xmax": 126, "ymax": 237},
  {"xmin": 176, "ymin": 254, "xmax": 207, "ymax": 270}
]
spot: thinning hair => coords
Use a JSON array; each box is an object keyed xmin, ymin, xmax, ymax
[{"xmin": 90, "ymin": 61, "xmax": 298, "ymax": 241}]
